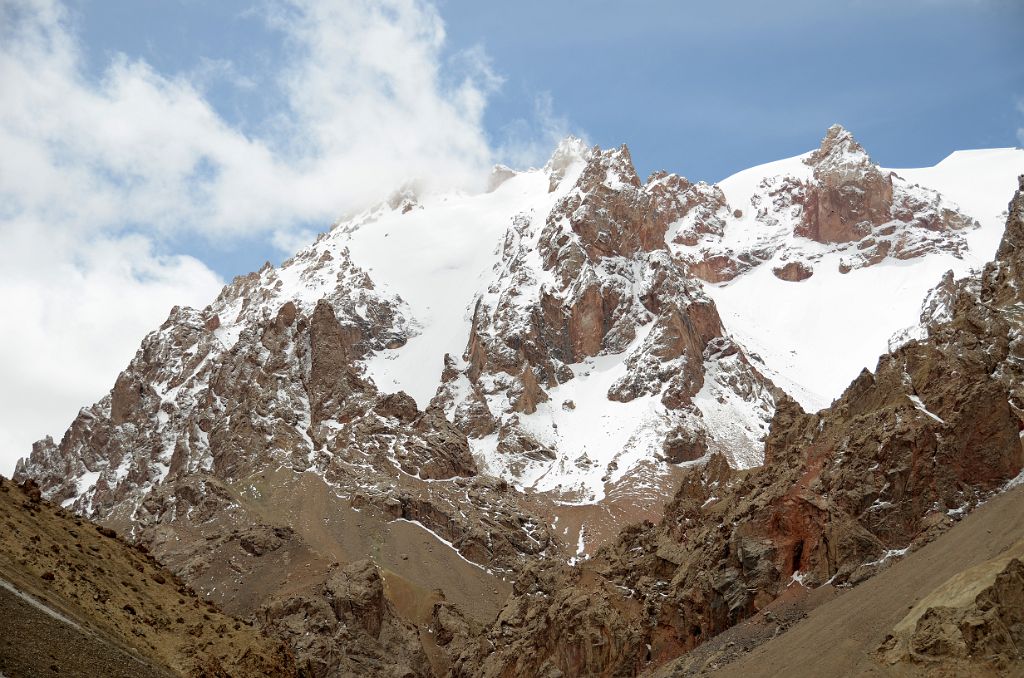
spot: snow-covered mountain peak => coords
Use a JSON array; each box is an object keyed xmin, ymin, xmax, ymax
[
  {"xmin": 805, "ymin": 123, "xmax": 873, "ymax": 176},
  {"xmin": 384, "ymin": 182, "xmax": 422, "ymax": 213},
  {"xmin": 14, "ymin": 131, "xmax": 1024, "ymax": 572},
  {"xmin": 545, "ymin": 135, "xmax": 590, "ymax": 169}
]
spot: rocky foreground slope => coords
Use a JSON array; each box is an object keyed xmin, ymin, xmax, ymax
[
  {"xmin": 0, "ymin": 475, "xmax": 298, "ymax": 677},
  {"xmin": 650, "ymin": 479, "xmax": 1024, "ymax": 677},
  {"xmin": 11, "ymin": 129, "xmax": 1024, "ymax": 676}
]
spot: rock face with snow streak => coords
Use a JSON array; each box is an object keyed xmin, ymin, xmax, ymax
[
  {"xmin": 15, "ymin": 232, "xmax": 556, "ymax": 571},
  {"xmin": 669, "ymin": 124, "xmax": 979, "ymax": 283},
  {"xmin": 430, "ymin": 142, "xmax": 778, "ymax": 504}
]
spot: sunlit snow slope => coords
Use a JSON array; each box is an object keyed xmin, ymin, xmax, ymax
[
  {"xmin": 344, "ymin": 171, "xmax": 569, "ymax": 407},
  {"xmin": 706, "ymin": 147, "xmax": 1024, "ymax": 411}
]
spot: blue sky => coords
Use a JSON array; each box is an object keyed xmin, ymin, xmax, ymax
[
  {"xmin": 56, "ymin": 0, "xmax": 1024, "ymax": 278},
  {"xmin": 444, "ymin": 1, "xmax": 1024, "ymax": 175},
  {"xmin": 69, "ymin": 0, "xmax": 1024, "ymax": 189},
  {"xmin": 0, "ymin": 0, "xmax": 1022, "ymax": 473}
]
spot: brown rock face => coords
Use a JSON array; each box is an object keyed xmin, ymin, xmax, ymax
[
  {"xmin": 261, "ymin": 560, "xmax": 429, "ymax": 677},
  {"xmin": 555, "ymin": 144, "xmax": 669, "ymax": 260},
  {"xmin": 451, "ymin": 560, "xmax": 649, "ymax": 678},
  {"xmin": 376, "ymin": 390, "xmax": 419, "ymax": 423},
  {"xmin": 685, "ymin": 254, "xmax": 751, "ymax": 284},
  {"xmin": 309, "ymin": 298, "xmax": 365, "ymax": 422},
  {"xmin": 796, "ymin": 125, "xmax": 895, "ymax": 244},
  {"xmin": 771, "ymin": 261, "xmax": 813, "ymax": 282},
  {"xmin": 878, "ymin": 551, "xmax": 1024, "ymax": 672},
  {"xmin": 662, "ymin": 428, "xmax": 708, "ymax": 463},
  {"xmin": 984, "ymin": 175, "xmax": 1024, "ymax": 308}
]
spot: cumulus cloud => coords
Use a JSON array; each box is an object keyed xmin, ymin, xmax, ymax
[{"xmin": 0, "ymin": 0, "xmax": 563, "ymax": 474}]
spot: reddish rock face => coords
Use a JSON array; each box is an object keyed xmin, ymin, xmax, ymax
[
  {"xmin": 667, "ymin": 124, "xmax": 981, "ymax": 281},
  {"xmin": 772, "ymin": 261, "xmax": 814, "ymax": 282},
  {"xmin": 793, "ymin": 125, "xmax": 978, "ymax": 261},
  {"xmin": 686, "ymin": 254, "xmax": 750, "ymax": 283},
  {"xmin": 796, "ymin": 126, "xmax": 895, "ymax": 244},
  {"xmin": 308, "ymin": 299, "xmax": 365, "ymax": 422},
  {"xmin": 549, "ymin": 144, "xmax": 695, "ymax": 263}
]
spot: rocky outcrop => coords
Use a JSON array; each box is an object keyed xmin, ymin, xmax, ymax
[
  {"xmin": 451, "ymin": 559, "xmax": 648, "ymax": 678},
  {"xmin": 261, "ymin": 560, "xmax": 429, "ymax": 677},
  {"xmin": 669, "ymin": 124, "xmax": 980, "ymax": 283},
  {"xmin": 796, "ymin": 124, "xmax": 896, "ymax": 244},
  {"xmin": 984, "ymin": 175, "xmax": 1024, "ymax": 308},
  {"xmin": 771, "ymin": 261, "xmax": 813, "ymax": 282},
  {"xmin": 878, "ymin": 549, "xmax": 1024, "ymax": 673}
]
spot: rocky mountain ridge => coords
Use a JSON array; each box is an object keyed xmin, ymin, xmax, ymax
[
  {"xmin": 670, "ymin": 124, "xmax": 979, "ymax": 284},
  {"xmin": 13, "ymin": 130, "xmax": 1024, "ymax": 676},
  {"xmin": 448, "ymin": 175, "xmax": 1024, "ymax": 677}
]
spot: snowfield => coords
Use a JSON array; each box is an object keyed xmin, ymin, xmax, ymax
[{"xmin": 704, "ymin": 147, "xmax": 1024, "ymax": 412}]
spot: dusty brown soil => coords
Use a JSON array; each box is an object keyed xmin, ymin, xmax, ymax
[
  {"xmin": 142, "ymin": 468, "xmax": 513, "ymax": 626},
  {"xmin": 0, "ymin": 582, "xmax": 174, "ymax": 678}
]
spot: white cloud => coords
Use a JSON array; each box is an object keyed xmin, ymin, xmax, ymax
[
  {"xmin": 496, "ymin": 91, "xmax": 581, "ymax": 169},
  {"xmin": 0, "ymin": 227, "xmax": 221, "ymax": 476},
  {"xmin": 0, "ymin": 0, "xmax": 568, "ymax": 475},
  {"xmin": 1017, "ymin": 98, "xmax": 1024, "ymax": 145}
]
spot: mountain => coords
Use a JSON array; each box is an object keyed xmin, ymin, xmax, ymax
[
  {"xmin": 12, "ymin": 127, "xmax": 1024, "ymax": 675},
  {"xmin": 448, "ymin": 175, "xmax": 1024, "ymax": 677}
]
